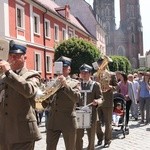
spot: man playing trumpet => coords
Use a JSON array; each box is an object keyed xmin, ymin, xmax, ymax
[
  {"xmin": 0, "ymin": 40, "xmax": 41, "ymax": 150},
  {"xmin": 42, "ymin": 56, "xmax": 81, "ymax": 150}
]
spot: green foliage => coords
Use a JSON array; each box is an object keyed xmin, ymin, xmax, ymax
[
  {"xmin": 54, "ymin": 38, "xmax": 101, "ymax": 74},
  {"xmin": 109, "ymin": 56, "xmax": 131, "ymax": 73},
  {"xmin": 133, "ymin": 67, "xmax": 150, "ymax": 73}
]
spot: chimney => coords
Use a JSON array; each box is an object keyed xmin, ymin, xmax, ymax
[
  {"xmin": 65, "ymin": 5, "xmax": 70, "ymax": 20},
  {"xmin": 55, "ymin": 5, "xmax": 70, "ymax": 20}
]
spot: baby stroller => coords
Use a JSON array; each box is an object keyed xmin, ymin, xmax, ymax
[{"xmin": 112, "ymin": 92, "xmax": 127, "ymax": 138}]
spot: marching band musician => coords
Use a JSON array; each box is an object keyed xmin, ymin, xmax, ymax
[
  {"xmin": 42, "ymin": 56, "xmax": 81, "ymax": 150},
  {"xmin": 94, "ymin": 57, "xmax": 118, "ymax": 148},
  {"xmin": 76, "ymin": 64, "xmax": 103, "ymax": 150},
  {"xmin": 0, "ymin": 40, "xmax": 41, "ymax": 150}
]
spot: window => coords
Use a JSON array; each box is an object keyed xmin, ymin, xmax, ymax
[
  {"xmin": 54, "ymin": 24, "xmax": 59, "ymax": 41},
  {"xmin": 45, "ymin": 19, "xmax": 51, "ymax": 38},
  {"xmin": 16, "ymin": 5, "xmax": 24, "ymax": 28},
  {"xmin": 105, "ymin": 6, "xmax": 110, "ymax": 16},
  {"xmin": 68, "ymin": 31, "xmax": 73, "ymax": 38},
  {"xmin": 46, "ymin": 55, "xmax": 52, "ymax": 73},
  {"xmin": 35, "ymin": 53, "xmax": 41, "ymax": 72},
  {"xmin": 117, "ymin": 46, "xmax": 125, "ymax": 56},
  {"xmin": 33, "ymin": 13, "xmax": 40, "ymax": 34},
  {"xmin": 131, "ymin": 34, "xmax": 135, "ymax": 43},
  {"xmin": 62, "ymin": 28, "xmax": 66, "ymax": 40}
]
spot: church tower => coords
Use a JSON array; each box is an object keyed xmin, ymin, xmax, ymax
[
  {"xmin": 93, "ymin": 0, "xmax": 143, "ymax": 68},
  {"xmin": 93, "ymin": 0, "xmax": 116, "ymax": 55},
  {"xmin": 118, "ymin": 0, "xmax": 143, "ymax": 68}
]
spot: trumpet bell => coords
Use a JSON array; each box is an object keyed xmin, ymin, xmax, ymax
[
  {"xmin": 0, "ymin": 38, "xmax": 9, "ymax": 77},
  {"xmin": 35, "ymin": 78, "xmax": 62, "ymax": 102}
]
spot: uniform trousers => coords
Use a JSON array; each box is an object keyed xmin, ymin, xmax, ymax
[
  {"xmin": 76, "ymin": 121, "xmax": 96, "ymax": 150},
  {"xmin": 96, "ymin": 107, "xmax": 113, "ymax": 144},
  {"xmin": 46, "ymin": 129, "xmax": 76, "ymax": 150},
  {"xmin": 0, "ymin": 141, "xmax": 35, "ymax": 150}
]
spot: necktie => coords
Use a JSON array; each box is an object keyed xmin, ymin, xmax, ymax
[{"xmin": 83, "ymin": 83, "xmax": 87, "ymax": 89}]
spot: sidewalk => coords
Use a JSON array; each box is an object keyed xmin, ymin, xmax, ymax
[{"xmin": 35, "ymin": 117, "xmax": 150, "ymax": 150}]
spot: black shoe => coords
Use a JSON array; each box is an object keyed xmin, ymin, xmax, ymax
[
  {"xmin": 97, "ymin": 140, "xmax": 102, "ymax": 146},
  {"xmin": 104, "ymin": 141, "xmax": 111, "ymax": 148}
]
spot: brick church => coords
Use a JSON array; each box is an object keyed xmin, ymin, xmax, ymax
[{"xmin": 93, "ymin": 0, "xmax": 143, "ymax": 68}]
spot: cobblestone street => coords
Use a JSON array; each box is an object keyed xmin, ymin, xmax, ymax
[{"xmin": 35, "ymin": 116, "xmax": 150, "ymax": 150}]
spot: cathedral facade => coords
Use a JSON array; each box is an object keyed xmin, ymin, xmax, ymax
[{"xmin": 93, "ymin": 0, "xmax": 143, "ymax": 68}]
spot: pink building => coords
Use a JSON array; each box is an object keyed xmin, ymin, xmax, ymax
[{"xmin": 1, "ymin": 0, "xmax": 95, "ymax": 79}]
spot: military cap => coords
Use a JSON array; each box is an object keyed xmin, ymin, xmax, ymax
[
  {"xmin": 9, "ymin": 40, "xmax": 26, "ymax": 54},
  {"xmin": 79, "ymin": 64, "xmax": 93, "ymax": 72},
  {"xmin": 56, "ymin": 56, "xmax": 72, "ymax": 67}
]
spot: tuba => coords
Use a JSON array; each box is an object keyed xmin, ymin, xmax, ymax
[
  {"xmin": 0, "ymin": 38, "xmax": 9, "ymax": 78},
  {"xmin": 95, "ymin": 55, "xmax": 112, "ymax": 92}
]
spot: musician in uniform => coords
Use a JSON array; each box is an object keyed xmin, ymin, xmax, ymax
[
  {"xmin": 76, "ymin": 64, "xmax": 103, "ymax": 150},
  {"xmin": 0, "ymin": 40, "xmax": 41, "ymax": 150},
  {"xmin": 94, "ymin": 57, "xmax": 118, "ymax": 148},
  {"xmin": 42, "ymin": 56, "xmax": 81, "ymax": 150}
]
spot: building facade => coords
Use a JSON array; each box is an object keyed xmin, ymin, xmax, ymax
[
  {"xmin": 0, "ymin": 0, "xmax": 95, "ymax": 79},
  {"xmin": 53, "ymin": 0, "xmax": 106, "ymax": 54},
  {"xmin": 93, "ymin": 0, "xmax": 143, "ymax": 68}
]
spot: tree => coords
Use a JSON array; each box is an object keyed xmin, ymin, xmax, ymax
[
  {"xmin": 54, "ymin": 38, "xmax": 101, "ymax": 74},
  {"xmin": 109, "ymin": 56, "xmax": 131, "ymax": 73}
]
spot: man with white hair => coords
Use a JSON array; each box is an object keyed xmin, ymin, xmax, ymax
[{"xmin": 128, "ymin": 74, "xmax": 140, "ymax": 120}]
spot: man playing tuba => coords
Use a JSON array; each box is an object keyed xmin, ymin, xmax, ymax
[{"xmin": 93, "ymin": 56, "xmax": 118, "ymax": 148}]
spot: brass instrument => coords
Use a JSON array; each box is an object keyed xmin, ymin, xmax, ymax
[
  {"xmin": 96, "ymin": 55, "xmax": 112, "ymax": 92},
  {"xmin": 0, "ymin": 38, "xmax": 9, "ymax": 78},
  {"xmin": 35, "ymin": 77, "xmax": 79, "ymax": 110}
]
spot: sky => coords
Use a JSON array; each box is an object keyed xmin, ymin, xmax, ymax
[{"xmin": 85, "ymin": 0, "xmax": 150, "ymax": 54}]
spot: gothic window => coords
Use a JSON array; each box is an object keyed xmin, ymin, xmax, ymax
[
  {"xmin": 130, "ymin": 5, "xmax": 135, "ymax": 17},
  {"xmin": 105, "ymin": 21, "xmax": 110, "ymax": 31},
  {"xmin": 117, "ymin": 46, "xmax": 125, "ymax": 56},
  {"xmin": 131, "ymin": 23, "xmax": 135, "ymax": 31},
  {"xmin": 131, "ymin": 34, "xmax": 135, "ymax": 43},
  {"xmin": 105, "ymin": 35, "xmax": 109, "ymax": 45},
  {"xmin": 101, "ymin": 9, "xmax": 104, "ymax": 16},
  {"xmin": 126, "ymin": 4, "xmax": 129, "ymax": 14},
  {"xmin": 105, "ymin": 6, "xmax": 110, "ymax": 16}
]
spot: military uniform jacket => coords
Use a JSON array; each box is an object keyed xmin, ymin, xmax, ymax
[
  {"xmin": 0, "ymin": 67, "xmax": 42, "ymax": 144},
  {"xmin": 79, "ymin": 80, "xmax": 103, "ymax": 123},
  {"xmin": 47, "ymin": 76, "xmax": 81, "ymax": 131}
]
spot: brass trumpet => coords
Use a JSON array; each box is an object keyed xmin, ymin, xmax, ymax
[{"xmin": 35, "ymin": 77, "xmax": 80, "ymax": 110}]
